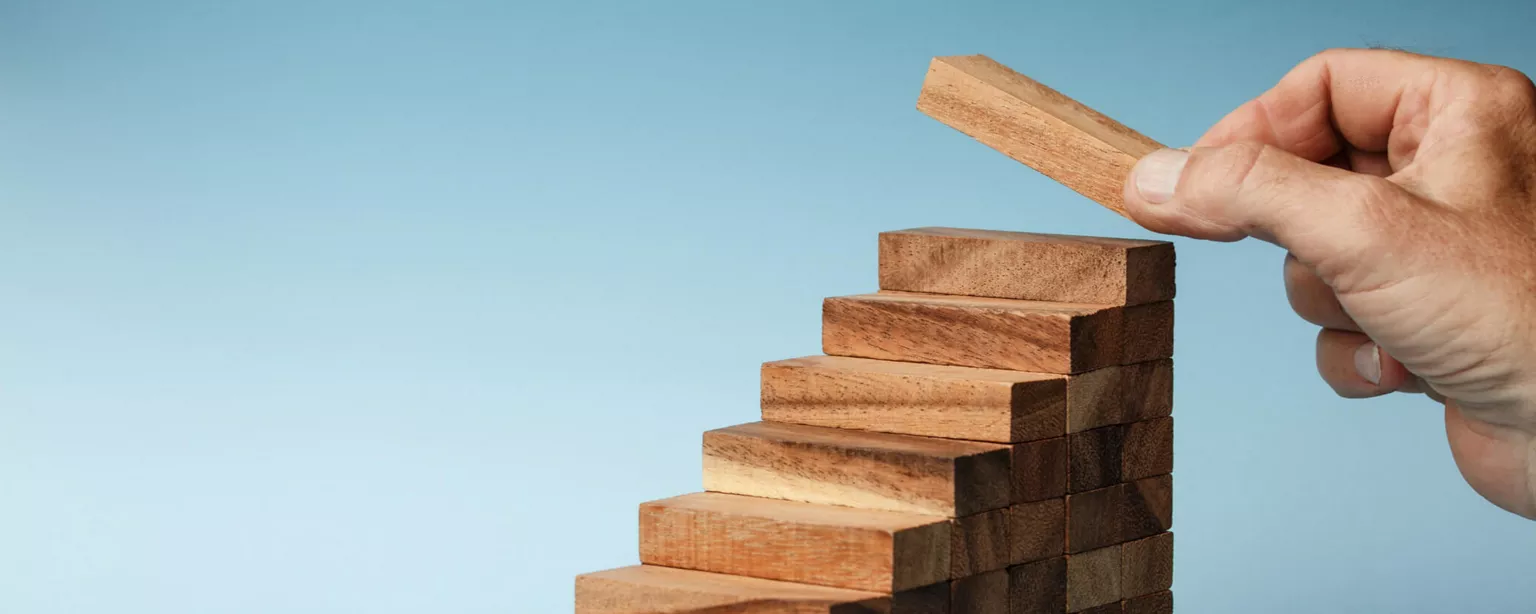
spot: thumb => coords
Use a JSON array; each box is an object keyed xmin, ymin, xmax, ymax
[{"xmin": 1121, "ymin": 142, "xmax": 1414, "ymax": 273}]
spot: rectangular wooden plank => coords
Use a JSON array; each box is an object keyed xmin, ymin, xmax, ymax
[
  {"xmin": 878, "ymin": 228, "xmax": 1174, "ymax": 306},
  {"xmin": 1066, "ymin": 545, "xmax": 1122, "ymax": 613},
  {"xmin": 761, "ymin": 355, "xmax": 1066, "ymax": 444},
  {"xmin": 1120, "ymin": 532, "xmax": 1173, "ymax": 600},
  {"xmin": 1006, "ymin": 498, "xmax": 1064, "ymax": 565},
  {"xmin": 1068, "ymin": 425, "xmax": 1124, "ymax": 494},
  {"xmin": 822, "ymin": 292, "xmax": 1124, "ymax": 374},
  {"xmin": 1120, "ymin": 475, "xmax": 1173, "ymax": 545},
  {"xmin": 952, "ymin": 569, "xmax": 1009, "ymax": 614},
  {"xmin": 1079, "ymin": 603, "xmax": 1123, "ymax": 614},
  {"xmin": 1122, "ymin": 590, "xmax": 1173, "ymax": 614},
  {"xmin": 952, "ymin": 509, "xmax": 1010, "ymax": 579},
  {"xmin": 1011, "ymin": 436, "xmax": 1067, "ymax": 503},
  {"xmin": 1008, "ymin": 556, "xmax": 1066, "ymax": 614},
  {"xmin": 1121, "ymin": 418, "xmax": 1173, "ymax": 482},
  {"xmin": 639, "ymin": 492, "xmax": 951, "ymax": 593},
  {"xmin": 1121, "ymin": 302, "xmax": 1174, "ymax": 364},
  {"xmin": 575, "ymin": 565, "xmax": 911, "ymax": 614},
  {"xmin": 1120, "ymin": 360, "xmax": 1173, "ymax": 424},
  {"xmin": 703, "ymin": 421, "xmax": 1012, "ymax": 517},
  {"xmin": 915, "ymin": 55, "xmax": 1162, "ymax": 218},
  {"xmin": 1066, "ymin": 484, "xmax": 1122, "ymax": 554},
  {"xmin": 1065, "ymin": 364, "xmax": 1124, "ymax": 434}
]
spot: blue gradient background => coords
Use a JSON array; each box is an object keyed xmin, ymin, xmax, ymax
[{"xmin": 3, "ymin": 2, "xmax": 1534, "ymax": 612}]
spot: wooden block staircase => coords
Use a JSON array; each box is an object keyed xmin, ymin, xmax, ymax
[{"xmin": 576, "ymin": 55, "xmax": 1177, "ymax": 614}]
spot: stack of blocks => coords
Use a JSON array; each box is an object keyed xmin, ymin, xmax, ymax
[{"xmin": 576, "ymin": 227, "xmax": 1176, "ymax": 613}]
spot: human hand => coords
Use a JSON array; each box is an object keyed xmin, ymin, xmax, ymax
[{"xmin": 1120, "ymin": 48, "xmax": 1536, "ymax": 519}]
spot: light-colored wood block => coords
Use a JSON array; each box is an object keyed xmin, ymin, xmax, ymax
[
  {"xmin": 1121, "ymin": 418, "xmax": 1173, "ymax": 482},
  {"xmin": 822, "ymin": 292, "xmax": 1125, "ymax": 374},
  {"xmin": 952, "ymin": 569, "xmax": 1009, "ymax": 614},
  {"xmin": 761, "ymin": 355, "xmax": 1066, "ymax": 444},
  {"xmin": 1120, "ymin": 475, "xmax": 1173, "ymax": 544},
  {"xmin": 1120, "ymin": 360, "xmax": 1172, "ymax": 424},
  {"xmin": 878, "ymin": 228, "xmax": 1174, "ymax": 306},
  {"xmin": 1120, "ymin": 303, "xmax": 1174, "ymax": 365},
  {"xmin": 574, "ymin": 565, "xmax": 947, "ymax": 613},
  {"xmin": 703, "ymin": 421, "xmax": 1012, "ymax": 517},
  {"xmin": 1122, "ymin": 590, "xmax": 1173, "ymax": 614},
  {"xmin": 1008, "ymin": 556, "xmax": 1066, "ymax": 614},
  {"xmin": 952, "ymin": 509, "xmax": 1009, "ymax": 579},
  {"xmin": 915, "ymin": 55, "xmax": 1162, "ymax": 218},
  {"xmin": 1066, "ymin": 484, "xmax": 1122, "ymax": 554},
  {"xmin": 1120, "ymin": 532, "xmax": 1173, "ymax": 599},
  {"xmin": 1011, "ymin": 436, "xmax": 1067, "ymax": 503},
  {"xmin": 1006, "ymin": 498, "xmax": 1064, "ymax": 565},
  {"xmin": 639, "ymin": 492, "xmax": 951, "ymax": 593},
  {"xmin": 1066, "ymin": 545, "xmax": 1122, "ymax": 612}
]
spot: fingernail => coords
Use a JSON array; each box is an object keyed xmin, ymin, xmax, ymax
[
  {"xmin": 1134, "ymin": 148, "xmax": 1189, "ymax": 204},
  {"xmin": 1354, "ymin": 342, "xmax": 1382, "ymax": 386}
]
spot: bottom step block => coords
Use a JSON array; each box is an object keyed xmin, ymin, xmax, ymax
[{"xmin": 575, "ymin": 565, "xmax": 950, "ymax": 614}]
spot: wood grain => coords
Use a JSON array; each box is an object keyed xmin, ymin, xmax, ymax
[
  {"xmin": 952, "ymin": 509, "xmax": 1009, "ymax": 579},
  {"xmin": 1120, "ymin": 475, "xmax": 1173, "ymax": 544},
  {"xmin": 1006, "ymin": 498, "xmax": 1064, "ymax": 565},
  {"xmin": 1079, "ymin": 603, "xmax": 1123, "ymax": 614},
  {"xmin": 822, "ymin": 292, "xmax": 1124, "ymax": 374},
  {"xmin": 1011, "ymin": 436, "xmax": 1067, "ymax": 503},
  {"xmin": 878, "ymin": 228, "xmax": 1174, "ymax": 306},
  {"xmin": 761, "ymin": 355, "xmax": 1066, "ymax": 444},
  {"xmin": 1121, "ymin": 418, "xmax": 1173, "ymax": 482},
  {"xmin": 575, "ymin": 565, "xmax": 910, "ymax": 614},
  {"xmin": 1120, "ymin": 532, "xmax": 1173, "ymax": 600},
  {"xmin": 1064, "ymin": 365, "xmax": 1123, "ymax": 434},
  {"xmin": 1120, "ymin": 303, "xmax": 1173, "ymax": 365},
  {"xmin": 1122, "ymin": 591, "xmax": 1172, "ymax": 614},
  {"xmin": 1066, "ymin": 484, "xmax": 1121, "ymax": 554},
  {"xmin": 1066, "ymin": 545, "xmax": 1122, "ymax": 612},
  {"xmin": 951, "ymin": 569, "xmax": 1008, "ymax": 614},
  {"xmin": 1068, "ymin": 425, "xmax": 1124, "ymax": 494},
  {"xmin": 915, "ymin": 55, "xmax": 1163, "ymax": 218},
  {"xmin": 703, "ymin": 421, "xmax": 1012, "ymax": 517},
  {"xmin": 1007, "ymin": 556, "xmax": 1066, "ymax": 614},
  {"xmin": 639, "ymin": 492, "xmax": 951, "ymax": 592},
  {"xmin": 1120, "ymin": 360, "xmax": 1173, "ymax": 424}
]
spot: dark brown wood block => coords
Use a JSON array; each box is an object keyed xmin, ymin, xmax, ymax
[
  {"xmin": 1006, "ymin": 498, "xmax": 1065, "ymax": 565},
  {"xmin": 1120, "ymin": 302, "xmax": 1173, "ymax": 365},
  {"xmin": 1121, "ymin": 418, "xmax": 1173, "ymax": 482},
  {"xmin": 1012, "ymin": 436, "xmax": 1067, "ymax": 503},
  {"xmin": 1008, "ymin": 556, "xmax": 1066, "ymax": 614},
  {"xmin": 1123, "ymin": 590, "xmax": 1173, "ymax": 614},
  {"xmin": 1120, "ymin": 360, "xmax": 1172, "ymax": 423},
  {"xmin": 1066, "ymin": 545, "xmax": 1122, "ymax": 612},
  {"xmin": 953, "ymin": 509, "xmax": 1010, "ymax": 579},
  {"xmin": 952, "ymin": 569, "xmax": 1009, "ymax": 614},
  {"xmin": 1079, "ymin": 603, "xmax": 1124, "ymax": 614},
  {"xmin": 1121, "ymin": 475, "xmax": 1173, "ymax": 543},
  {"xmin": 1068, "ymin": 425, "xmax": 1124, "ymax": 494},
  {"xmin": 1066, "ymin": 366, "xmax": 1124, "ymax": 434},
  {"xmin": 1066, "ymin": 484, "xmax": 1122, "ymax": 554},
  {"xmin": 1120, "ymin": 532, "xmax": 1173, "ymax": 599},
  {"xmin": 574, "ymin": 565, "xmax": 938, "ymax": 613},
  {"xmin": 703, "ymin": 421, "xmax": 1012, "ymax": 517},
  {"xmin": 877, "ymin": 228, "xmax": 1174, "ymax": 306},
  {"xmin": 822, "ymin": 292, "xmax": 1125, "ymax": 374},
  {"xmin": 761, "ymin": 355, "xmax": 1066, "ymax": 444}
]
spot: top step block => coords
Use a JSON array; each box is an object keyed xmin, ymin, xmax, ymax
[{"xmin": 879, "ymin": 228, "xmax": 1174, "ymax": 306}]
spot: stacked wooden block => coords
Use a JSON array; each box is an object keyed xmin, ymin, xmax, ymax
[{"xmin": 577, "ymin": 227, "xmax": 1176, "ymax": 613}]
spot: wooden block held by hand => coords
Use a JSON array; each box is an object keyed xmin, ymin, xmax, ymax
[
  {"xmin": 574, "ymin": 565, "xmax": 940, "ymax": 614},
  {"xmin": 639, "ymin": 492, "xmax": 951, "ymax": 592},
  {"xmin": 761, "ymin": 355, "xmax": 1067, "ymax": 444},
  {"xmin": 703, "ymin": 421, "xmax": 1012, "ymax": 517},
  {"xmin": 879, "ymin": 228, "xmax": 1174, "ymax": 306},
  {"xmin": 1120, "ymin": 532, "xmax": 1173, "ymax": 599},
  {"xmin": 916, "ymin": 55, "xmax": 1163, "ymax": 218},
  {"xmin": 823, "ymin": 292, "xmax": 1125, "ymax": 374}
]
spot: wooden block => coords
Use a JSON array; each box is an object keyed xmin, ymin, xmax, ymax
[
  {"xmin": 761, "ymin": 355, "xmax": 1066, "ymax": 444},
  {"xmin": 915, "ymin": 55, "xmax": 1162, "ymax": 218},
  {"xmin": 1120, "ymin": 532, "xmax": 1173, "ymax": 599},
  {"xmin": 1122, "ymin": 590, "xmax": 1173, "ymax": 614},
  {"xmin": 639, "ymin": 492, "xmax": 951, "ymax": 592},
  {"xmin": 953, "ymin": 509, "xmax": 1010, "ymax": 578},
  {"xmin": 1065, "ymin": 366, "xmax": 1124, "ymax": 434},
  {"xmin": 574, "ymin": 565, "xmax": 928, "ymax": 614},
  {"xmin": 1066, "ymin": 545, "xmax": 1121, "ymax": 612},
  {"xmin": 878, "ymin": 228, "xmax": 1175, "ymax": 306},
  {"xmin": 1006, "ymin": 498, "xmax": 1064, "ymax": 565},
  {"xmin": 1121, "ymin": 418, "xmax": 1173, "ymax": 482},
  {"xmin": 1120, "ymin": 302, "xmax": 1173, "ymax": 365},
  {"xmin": 952, "ymin": 569, "xmax": 1009, "ymax": 614},
  {"xmin": 1120, "ymin": 360, "xmax": 1172, "ymax": 424},
  {"xmin": 1011, "ymin": 436, "xmax": 1067, "ymax": 503},
  {"xmin": 1121, "ymin": 475, "xmax": 1173, "ymax": 543},
  {"xmin": 1068, "ymin": 425, "xmax": 1124, "ymax": 494},
  {"xmin": 1079, "ymin": 603, "xmax": 1123, "ymax": 614},
  {"xmin": 822, "ymin": 292, "xmax": 1124, "ymax": 374},
  {"xmin": 1066, "ymin": 484, "xmax": 1121, "ymax": 554},
  {"xmin": 703, "ymin": 421, "xmax": 1012, "ymax": 517},
  {"xmin": 1007, "ymin": 556, "xmax": 1066, "ymax": 614}
]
